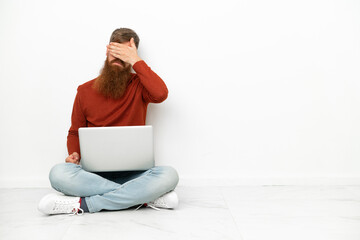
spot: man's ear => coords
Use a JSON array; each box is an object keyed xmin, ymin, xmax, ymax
[{"xmin": 130, "ymin": 38, "xmax": 136, "ymax": 48}]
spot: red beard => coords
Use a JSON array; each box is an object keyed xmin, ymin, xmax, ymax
[{"xmin": 93, "ymin": 58, "xmax": 131, "ymax": 99}]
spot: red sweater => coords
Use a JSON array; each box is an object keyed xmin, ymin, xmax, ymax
[{"xmin": 67, "ymin": 60, "xmax": 168, "ymax": 156}]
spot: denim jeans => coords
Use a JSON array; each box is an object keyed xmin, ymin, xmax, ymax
[{"xmin": 49, "ymin": 163, "xmax": 179, "ymax": 213}]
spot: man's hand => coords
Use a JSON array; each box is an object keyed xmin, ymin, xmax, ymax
[
  {"xmin": 65, "ymin": 152, "xmax": 80, "ymax": 165},
  {"xmin": 107, "ymin": 38, "xmax": 142, "ymax": 66}
]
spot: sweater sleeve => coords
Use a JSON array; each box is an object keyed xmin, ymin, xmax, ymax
[
  {"xmin": 132, "ymin": 60, "xmax": 168, "ymax": 103},
  {"xmin": 67, "ymin": 88, "xmax": 87, "ymax": 157}
]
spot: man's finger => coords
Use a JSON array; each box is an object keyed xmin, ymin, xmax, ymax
[
  {"xmin": 109, "ymin": 42, "xmax": 121, "ymax": 47},
  {"xmin": 110, "ymin": 42, "xmax": 126, "ymax": 48}
]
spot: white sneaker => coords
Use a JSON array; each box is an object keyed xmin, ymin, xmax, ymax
[
  {"xmin": 38, "ymin": 193, "xmax": 83, "ymax": 215},
  {"xmin": 147, "ymin": 191, "xmax": 179, "ymax": 210}
]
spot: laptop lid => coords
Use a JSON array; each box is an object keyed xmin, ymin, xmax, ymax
[{"xmin": 78, "ymin": 125, "xmax": 154, "ymax": 172}]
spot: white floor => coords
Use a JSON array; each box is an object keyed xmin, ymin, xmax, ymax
[{"xmin": 0, "ymin": 186, "xmax": 360, "ymax": 240}]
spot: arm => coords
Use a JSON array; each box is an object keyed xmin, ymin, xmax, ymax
[
  {"xmin": 67, "ymin": 89, "xmax": 87, "ymax": 162},
  {"xmin": 133, "ymin": 60, "xmax": 168, "ymax": 103}
]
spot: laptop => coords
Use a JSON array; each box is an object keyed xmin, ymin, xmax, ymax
[{"xmin": 78, "ymin": 125, "xmax": 154, "ymax": 172}]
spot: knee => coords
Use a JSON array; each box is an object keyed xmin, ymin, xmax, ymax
[
  {"xmin": 153, "ymin": 166, "xmax": 179, "ymax": 190},
  {"xmin": 49, "ymin": 163, "xmax": 79, "ymax": 190}
]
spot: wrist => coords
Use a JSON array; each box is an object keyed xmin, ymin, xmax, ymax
[{"xmin": 130, "ymin": 57, "xmax": 142, "ymax": 66}]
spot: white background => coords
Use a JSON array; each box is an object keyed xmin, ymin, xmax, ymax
[{"xmin": 0, "ymin": 0, "xmax": 359, "ymax": 187}]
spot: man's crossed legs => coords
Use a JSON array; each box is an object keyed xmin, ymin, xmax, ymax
[{"xmin": 38, "ymin": 163, "xmax": 179, "ymax": 214}]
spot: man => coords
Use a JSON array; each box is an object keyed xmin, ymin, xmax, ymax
[{"xmin": 38, "ymin": 28, "xmax": 179, "ymax": 215}]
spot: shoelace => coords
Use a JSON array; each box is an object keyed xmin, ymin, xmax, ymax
[
  {"xmin": 151, "ymin": 196, "xmax": 168, "ymax": 208},
  {"xmin": 70, "ymin": 207, "xmax": 84, "ymax": 216},
  {"xmin": 134, "ymin": 195, "xmax": 169, "ymax": 211},
  {"xmin": 146, "ymin": 203, "xmax": 161, "ymax": 211},
  {"xmin": 134, "ymin": 203, "xmax": 161, "ymax": 211}
]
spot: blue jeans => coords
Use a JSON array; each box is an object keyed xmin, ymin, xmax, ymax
[{"xmin": 49, "ymin": 163, "xmax": 179, "ymax": 213}]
